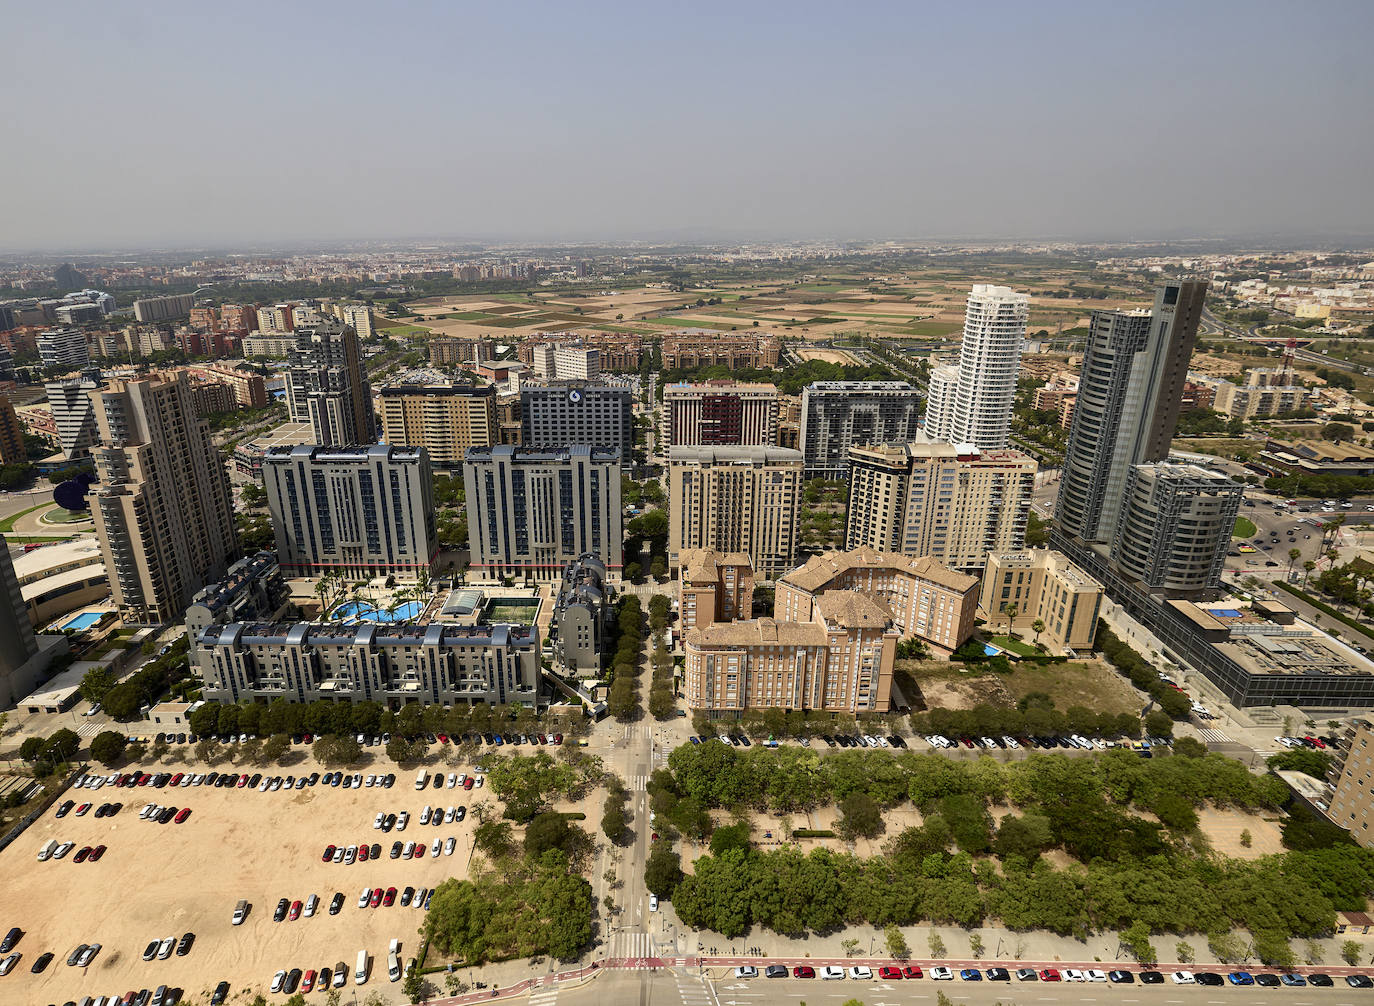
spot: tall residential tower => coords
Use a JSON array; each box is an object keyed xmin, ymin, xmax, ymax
[
  {"xmin": 284, "ymin": 323, "xmax": 375, "ymax": 446},
  {"xmin": 923, "ymin": 285, "xmax": 1028, "ymax": 449}
]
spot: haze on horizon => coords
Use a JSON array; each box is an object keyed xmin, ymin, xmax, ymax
[{"xmin": 6, "ymin": 0, "xmax": 1372, "ymax": 251}]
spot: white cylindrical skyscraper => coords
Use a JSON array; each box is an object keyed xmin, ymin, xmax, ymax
[{"xmin": 938, "ymin": 285, "xmax": 1029, "ymax": 449}]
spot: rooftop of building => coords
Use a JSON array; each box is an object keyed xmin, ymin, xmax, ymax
[
  {"xmin": 985, "ymin": 549, "xmax": 1104, "ymax": 591},
  {"xmin": 680, "ymin": 549, "xmax": 754, "ymax": 585},
  {"xmin": 804, "ymin": 380, "xmax": 916, "ymax": 392},
  {"xmin": 815, "ymin": 590, "xmax": 893, "ymax": 630},
  {"xmin": 263, "ymin": 443, "xmax": 426, "ymax": 463},
  {"xmin": 667, "ymin": 445, "xmax": 803, "ymax": 463},
  {"xmin": 664, "ymin": 380, "xmax": 780, "ymax": 394},
  {"xmin": 781, "ymin": 546, "xmax": 979, "ymax": 595},
  {"xmin": 211, "ymin": 620, "xmax": 537, "ymax": 649},
  {"xmin": 12, "ymin": 537, "xmax": 103, "ymax": 581},
  {"xmin": 464, "ymin": 444, "xmax": 619, "ymax": 464},
  {"xmin": 849, "ymin": 439, "xmax": 1036, "ymax": 465},
  {"xmin": 1133, "ymin": 461, "xmax": 1241, "ymax": 485},
  {"xmin": 687, "ymin": 616, "xmax": 828, "ymax": 648},
  {"xmin": 188, "ymin": 551, "xmax": 279, "ymax": 612},
  {"xmin": 379, "ymin": 378, "xmax": 492, "ymax": 396}
]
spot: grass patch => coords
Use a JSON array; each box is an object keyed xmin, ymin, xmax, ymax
[
  {"xmin": 375, "ymin": 322, "xmax": 431, "ymax": 337},
  {"xmin": 1233, "ymin": 516, "xmax": 1258, "ymax": 538},
  {"xmin": 0, "ymin": 503, "xmax": 48, "ymax": 533},
  {"xmin": 641, "ymin": 316, "xmax": 744, "ymax": 331},
  {"xmin": 988, "ymin": 635, "xmax": 1040, "ymax": 657},
  {"xmin": 4, "ymin": 534, "xmax": 75, "ymax": 543},
  {"xmin": 900, "ymin": 321, "xmax": 963, "ymax": 336},
  {"xmin": 998, "ymin": 661, "xmax": 1141, "ymax": 717}
]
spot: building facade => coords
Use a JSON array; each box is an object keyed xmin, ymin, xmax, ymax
[
  {"xmin": 262, "ymin": 444, "xmax": 438, "ymax": 578},
  {"xmin": 845, "ymin": 441, "xmax": 1036, "ymax": 572},
  {"xmin": 132, "ymin": 293, "xmax": 195, "ymax": 324},
  {"xmin": 775, "ymin": 547, "xmax": 978, "ymax": 653},
  {"xmin": 0, "ymin": 394, "xmax": 27, "ymax": 466},
  {"xmin": 520, "ymin": 383, "xmax": 633, "ymax": 463},
  {"xmin": 550, "ymin": 555, "xmax": 611, "ymax": 677},
  {"xmin": 678, "ymin": 550, "xmax": 755, "ymax": 631},
  {"xmin": 978, "ymin": 549, "xmax": 1104, "ymax": 651},
  {"xmin": 661, "ymin": 332, "xmax": 780, "ymax": 370},
  {"xmin": 799, "ymin": 381, "xmax": 923, "ymax": 478},
  {"xmin": 667, "ymin": 446, "xmax": 804, "ymax": 578},
  {"xmin": 531, "ymin": 342, "xmax": 600, "ymax": 381},
  {"xmin": 339, "ymin": 305, "xmax": 373, "ymax": 341},
  {"xmin": 378, "ymin": 382, "xmax": 497, "ymax": 470},
  {"xmin": 89, "ymin": 372, "xmax": 239, "ymax": 624},
  {"xmin": 284, "ymin": 323, "xmax": 376, "ymax": 446},
  {"xmin": 242, "ymin": 334, "xmax": 298, "ymax": 358},
  {"xmin": 196, "ymin": 621, "xmax": 540, "ymax": 709},
  {"xmin": 184, "ymin": 550, "xmax": 291, "ymax": 648},
  {"xmin": 186, "ymin": 365, "xmax": 269, "ymax": 408},
  {"xmin": 923, "ymin": 285, "xmax": 1028, "ymax": 448},
  {"xmin": 662, "ymin": 381, "xmax": 779, "ymax": 448},
  {"xmin": 463, "ymin": 445, "xmax": 623, "ymax": 578},
  {"xmin": 429, "ymin": 337, "xmax": 496, "ymax": 366},
  {"xmin": 37, "ymin": 328, "xmax": 90, "ymax": 369},
  {"xmin": 1329, "ymin": 722, "xmax": 1374, "ymax": 847}
]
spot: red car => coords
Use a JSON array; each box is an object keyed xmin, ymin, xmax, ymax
[
  {"xmin": 174, "ymin": 808, "xmax": 191, "ymax": 824},
  {"xmin": 879, "ymin": 966, "xmax": 904, "ymax": 980},
  {"xmin": 368, "ymin": 888, "xmax": 383, "ymax": 908},
  {"xmin": 1040, "ymin": 969, "xmax": 1062, "ymax": 982},
  {"xmin": 236, "ymin": 774, "xmax": 248, "ymax": 787},
  {"xmin": 437, "ymin": 733, "xmax": 449, "ymax": 744},
  {"xmin": 383, "ymin": 886, "xmax": 397, "ymax": 907},
  {"xmin": 554, "ymin": 733, "xmax": 563, "ymax": 745},
  {"xmin": 303, "ymin": 733, "xmax": 313, "ymax": 744},
  {"xmin": 301, "ymin": 969, "xmax": 316, "ymax": 993},
  {"xmin": 358, "ymin": 843, "xmax": 369, "ymax": 862},
  {"xmin": 414, "ymin": 843, "xmax": 426, "ymax": 858},
  {"xmin": 793, "ymin": 966, "xmax": 815, "ymax": 978},
  {"xmin": 88, "ymin": 845, "xmax": 106, "ymax": 862},
  {"xmin": 170, "ymin": 773, "xmax": 183, "ymax": 786},
  {"xmin": 75, "ymin": 803, "xmax": 91, "ymax": 816},
  {"xmin": 288, "ymin": 899, "xmax": 302, "ymax": 921},
  {"xmin": 463, "ymin": 777, "xmax": 474, "ymax": 791},
  {"xmin": 322, "ymin": 844, "xmax": 336, "ymax": 862},
  {"xmin": 73, "ymin": 846, "xmax": 92, "ymax": 863},
  {"xmin": 903, "ymin": 965, "xmax": 923, "ymax": 979},
  {"xmin": 137, "ymin": 773, "xmax": 151, "ymax": 786}
]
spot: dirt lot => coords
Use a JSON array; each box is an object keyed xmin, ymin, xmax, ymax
[
  {"xmin": 794, "ymin": 347, "xmax": 860, "ymax": 365},
  {"xmin": 3, "ymin": 753, "xmax": 482, "ymax": 1005},
  {"xmin": 902, "ymin": 660, "xmax": 1141, "ymax": 718}
]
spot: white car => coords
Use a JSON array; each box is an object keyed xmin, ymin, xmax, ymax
[
  {"xmin": 414, "ymin": 886, "xmax": 427, "ymax": 909},
  {"xmin": 271, "ymin": 970, "xmax": 287, "ymax": 993},
  {"xmin": 431, "ymin": 839, "xmax": 442, "ymax": 858},
  {"xmin": 456, "ymin": 773, "xmax": 467, "ymax": 787},
  {"xmin": 931, "ymin": 967, "xmax": 954, "ymax": 981},
  {"xmin": 0, "ymin": 954, "xmax": 17, "ymax": 977},
  {"xmin": 849, "ymin": 966, "xmax": 873, "ymax": 980},
  {"xmin": 396, "ymin": 811, "xmax": 409, "ymax": 831},
  {"xmin": 1064, "ymin": 969, "xmax": 1085, "ymax": 981},
  {"xmin": 444, "ymin": 806, "xmax": 456, "ymax": 824},
  {"xmin": 374, "ymin": 812, "xmax": 385, "ymax": 829},
  {"xmin": 821, "ymin": 966, "xmax": 846, "ymax": 980},
  {"xmin": 365, "ymin": 774, "xmax": 376, "ymax": 787},
  {"xmin": 1171, "ymin": 971, "xmax": 1196, "ymax": 984},
  {"xmin": 357, "ymin": 888, "xmax": 371, "ymax": 909},
  {"xmin": 1002, "ymin": 736, "xmax": 1020, "ymax": 749},
  {"xmin": 332, "ymin": 846, "xmax": 345, "ymax": 864},
  {"xmin": 734, "ymin": 966, "xmax": 758, "ymax": 978},
  {"xmin": 447, "ymin": 773, "xmax": 457, "ymax": 788},
  {"xmin": 649, "ymin": 894, "xmax": 658, "ymax": 912},
  {"xmin": 419, "ymin": 806, "xmax": 432, "ymax": 826},
  {"xmin": 304, "ymin": 893, "xmax": 319, "ymax": 917},
  {"xmin": 1086, "ymin": 969, "xmax": 1108, "ymax": 982},
  {"xmin": 344, "ymin": 845, "xmax": 357, "ymax": 865},
  {"xmin": 443, "ymin": 837, "xmax": 456, "ymax": 856},
  {"xmin": 474, "ymin": 775, "xmax": 484, "ymax": 788}
]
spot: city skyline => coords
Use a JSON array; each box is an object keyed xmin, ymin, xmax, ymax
[{"xmin": 5, "ymin": 1, "xmax": 1373, "ymax": 249}]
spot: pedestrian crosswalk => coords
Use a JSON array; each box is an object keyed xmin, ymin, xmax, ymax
[
  {"xmin": 1198, "ymin": 728, "xmax": 1233, "ymax": 743},
  {"xmin": 612, "ymin": 930, "xmax": 656, "ymax": 960},
  {"xmin": 672, "ymin": 973, "xmax": 713, "ymax": 1006},
  {"xmin": 629, "ymin": 773, "xmax": 649, "ymax": 791},
  {"xmin": 76, "ymin": 721, "xmax": 102, "ymax": 738},
  {"xmin": 529, "ymin": 983, "xmax": 559, "ymax": 1006}
]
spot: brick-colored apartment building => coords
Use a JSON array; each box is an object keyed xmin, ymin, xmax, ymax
[{"xmin": 661, "ymin": 331, "xmax": 781, "ymax": 370}]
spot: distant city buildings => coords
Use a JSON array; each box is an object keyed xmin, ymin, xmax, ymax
[
  {"xmin": 923, "ymin": 285, "xmax": 1028, "ymax": 449},
  {"xmin": 132, "ymin": 292, "xmax": 195, "ymax": 324},
  {"xmin": 845, "ymin": 440, "xmax": 1036, "ymax": 572},
  {"xmin": 242, "ymin": 334, "xmax": 298, "ymax": 358},
  {"xmin": 463, "ymin": 445, "xmax": 623, "ymax": 578},
  {"xmin": 662, "ymin": 381, "xmax": 779, "ymax": 448},
  {"xmin": 517, "ymin": 332, "xmax": 643, "ymax": 372},
  {"xmin": 284, "ymin": 323, "xmax": 376, "ymax": 446},
  {"xmin": 262, "ymin": 444, "xmax": 438, "ymax": 578},
  {"xmin": 339, "ymin": 304, "xmax": 373, "ymax": 341},
  {"xmin": 378, "ymin": 381, "xmax": 498, "ymax": 470},
  {"xmin": 520, "ymin": 382, "xmax": 633, "ymax": 463},
  {"xmin": 429, "ymin": 337, "xmax": 495, "ymax": 367},
  {"xmin": 799, "ymin": 381, "xmax": 923, "ymax": 478},
  {"xmin": 661, "ymin": 331, "xmax": 780, "ymax": 370},
  {"xmin": 185, "ymin": 364, "xmax": 269, "ymax": 408},
  {"xmin": 89, "ymin": 372, "xmax": 238, "ymax": 624},
  {"xmin": 667, "ymin": 445, "xmax": 804, "ymax": 578}
]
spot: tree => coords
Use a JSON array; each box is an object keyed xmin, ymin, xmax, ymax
[
  {"xmin": 837, "ymin": 791, "xmax": 883, "ymax": 840},
  {"xmin": 969, "ymin": 933, "xmax": 984, "ymax": 958},
  {"xmin": 1323, "ymin": 422, "xmax": 1355, "ymax": 444},
  {"xmin": 1342, "ymin": 940, "xmax": 1362, "ymax": 966},
  {"xmin": 101, "ymin": 682, "xmax": 142, "ymax": 720},
  {"xmin": 19, "ymin": 736, "xmax": 43, "ymax": 762},
  {"xmin": 1172, "ymin": 736, "xmax": 1208, "ymax": 758},
  {"xmin": 1144, "ymin": 710, "xmax": 1174, "ymax": 737},
  {"xmin": 1122, "ymin": 920, "xmax": 1157, "ymax": 966},
  {"xmin": 403, "ymin": 961, "xmax": 424, "ymax": 1003},
  {"xmin": 79, "ymin": 665, "xmax": 117, "ymax": 705},
  {"xmin": 524, "ymin": 811, "xmax": 575, "ymax": 859},
  {"xmin": 1208, "ymin": 930, "xmax": 1243, "ymax": 964},
  {"xmin": 314, "ymin": 734, "xmax": 362, "ymax": 766},
  {"xmin": 89, "ymin": 730, "xmax": 127, "ymax": 766},
  {"xmin": 644, "ymin": 844, "xmax": 683, "ymax": 898},
  {"xmin": 928, "ymin": 931, "xmax": 947, "ymax": 958},
  {"xmin": 1239, "ymin": 828, "xmax": 1253, "ymax": 848},
  {"xmin": 624, "ymin": 561, "xmax": 642, "ymax": 582},
  {"xmin": 44, "ymin": 727, "xmax": 80, "ymax": 763},
  {"xmin": 650, "ymin": 556, "xmax": 667, "ymax": 581},
  {"xmin": 841, "ymin": 937, "xmax": 861, "ymax": 957},
  {"xmin": 885, "ymin": 923, "xmax": 910, "ymax": 959},
  {"xmin": 1176, "ymin": 941, "xmax": 1195, "ymax": 964},
  {"xmin": 262, "ymin": 733, "xmax": 291, "ymax": 763},
  {"xmin": 1031, "ymin": 618, "xmax": 1045, "ymax": 646}
]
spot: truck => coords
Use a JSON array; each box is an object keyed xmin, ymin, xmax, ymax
[
  {"xmin": 414, "ymin": 769, "xmax": 428, "ymax": 791},
  {"xmin": 37, "ymin": 838, "xmax": 57, "ymax": 862},
  {"xmin": 355, "ymin": 949, "xmax": 369, "ymax": 985}
]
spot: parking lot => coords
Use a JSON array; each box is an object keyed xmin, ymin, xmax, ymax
[{"xmin": 0, "ymin": 754, "xmax": 482, "ymax": 1004}]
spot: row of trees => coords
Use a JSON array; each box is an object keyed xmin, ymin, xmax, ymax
[
  {"xmin": 606, "ymin": 596, "xmax": 645, "ymax": 721},
  {"xmin": 18, "ymin": 727, "xmax": 81, "ymax": 776},
  {"xmin": 485, "ymin": 749, "xmax": 605, "ymax": 823},
  {"xmin": 1266, "ymin": 473, "xmax": 1374, "ymax": 499},
  {"xmin": 82, "ymin": 637, "xmax": 192, "ymax": 721},
  {"xmin": 667, "ymin": 842, "xmax": 1374, "ymax": 954},
  {"xmin": 661, "ymin": 743, "xmax": 1290, "ymax": 820},
  {"xmin": 909, "ymin": 692, "xmax": 1172, "ymax": 743},
  {"xmin": 1095, "ymin": 622, "xmax": 1193, "ymax": 719},
  {"xmin": 648, "ymin": 595, "xmax": 676, "ymax": 720}
]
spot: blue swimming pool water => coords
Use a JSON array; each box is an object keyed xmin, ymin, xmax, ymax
[
  {"xmin": 62, "ymin": 611, "xmax": 105, "ymax": 631},
  {"xmin": 331, "ymin": 600, "xmax": 423, "ymax": 623},
  {"xmin": 983, "ymin": 643, "xmax": 1002, "ymax": 656},
  {"xmin": 1209, "ymin": 608, "xmax": 1242, "ymax": 618}
]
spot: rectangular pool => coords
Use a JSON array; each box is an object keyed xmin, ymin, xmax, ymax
[{"xmin": 62, "ymin": 611, "xmax": 108, "ymax": 631}]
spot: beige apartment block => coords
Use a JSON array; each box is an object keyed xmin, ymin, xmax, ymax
[
  {"xmin": 978, "ymin": 549, "xmax": 1104, "ymax": 651},
  {"xmin": 668, "ymin": 446, "xmax": 804, "ymax": 579},
  {"xmin": 661, "ymin": 381, "xmax": 779, "ymax": 448},
  {"xmin": 1329, "ymin": 721, "xmax": 1374, "ymax": 847},
  {"xmin": 775, "ymin": 546, "xmax": 978, "ymax": 653},
  {"xmin": 678, "ymin": 549, "xmax": 756, "ymax": 630},
  {"xmin": 379, "ymin": 381, "xmax": 498, "ymax": 469},
  {"xmin": 845, "ymin": 440, "xmax": 1036, "ymax": 572}
]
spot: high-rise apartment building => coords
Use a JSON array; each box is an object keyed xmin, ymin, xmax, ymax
[
  {"xmin": 0, "ymin": 545, "xmax": 45, "ymax": 707},
  {"xmin": 429, "ymin": 337, "xmax": 496, "ymax": 366},
  {"xmin": 979, "ymin": 550, "xmax": 1104, "ymax": 651},
  {"xmin": 219, "ymin": 304, "xmax": 258, "ymax": 332},
  {"xmin": 799, "ymin": 381, "xmax": 923, "ymax": 478},
  {"xmin": 531, "ymin": 342, "xmax": 600, "ymax": 381},
  {"xmin": 520, "ymin": 383, "xmax": 633, "ymax": 464},
  {"xmin": 662, "ymin": 381, "xmax": 779, "ymax": 448},
  {"xmin": 45, "ymin": 372, "xmax": 104, "ymax": 460},
  {"xmin": 678, "ymin": 549, "xmax": 756, "ymax": 631},
  {"xmin": 37, "ymin": 328, "xmax": 90, "ymax": 370},
  {"xmin": 339, "ymin": 305, "xmax": 373, "ymax": 341},
  {"xmin": 0, "ymin": 395, "xmax": 27, "ymax": 467},
  {"xmin": 262, "ymin": 444, "xmax": 438, "ymax": 578},
  {"xmin": 463, "ymin": 445, "xmax": 623, "ymax": 578},
  {"xmin": 923, "ymin": 285, "xmax": 1028, "ymax": 448},
  {"xmin": 668, "ymin": 445, "xmax": 804, "ymax": 578},
  {"xmin": 378, "ymin": 382, "xmax": 497, "ymax": 470},
  {"xmin": 186, "ymin": 365, "xmax": 269, "ymax": 408},
  {"xmin": 89, "ymin": 372, "xmax": 238, "ymax": 624},
  {"xmin": 284, "ymin": 323, "xmax": 376, "ymax": 446},
  {"xmin": 845, "ymin": 440, "xmax": 1036, "ymax": 572},
  {"xmin": 1110, "ymin": 463, "xmax": 1242, "ymax": 597},
  {"xmin": 1055, "ymin": 281, "xmax": 1209, "ymax": 547},
  {"xmin": 256, "ymin": 303, "xmax": 296, "ymax": 333},
  {"xmin": 132, "ymin": 293, "xmax": 195, "ymax": 324}
]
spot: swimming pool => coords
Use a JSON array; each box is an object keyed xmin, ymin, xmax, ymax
[
  {"xmin": 62, "ymin": 611, "xmax": 107, "ymax": 631},
  {"xmin": 983, "ymin": 643, "xmax": 1002, "ymax": 657},
  {"xmin": 331, "ymin": 600, "xmax": 423, "ymax": 623}
]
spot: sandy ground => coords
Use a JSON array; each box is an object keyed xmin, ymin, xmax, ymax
[
  {"xmin": 1199, "ymin": 806, "xmax": 1284, "ymax": 858},
  {"xmin": 3, "ymin": 753, "xmax": 482, "ymax": 1005},
  {"xmin": 794, "ymin": 347, "xmax": 860, "ymax": 365}
]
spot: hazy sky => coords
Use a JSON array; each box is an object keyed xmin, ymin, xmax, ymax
[{"xmin": 6, "ymin": 0, "xmax": 1372, "ymax": 249}]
